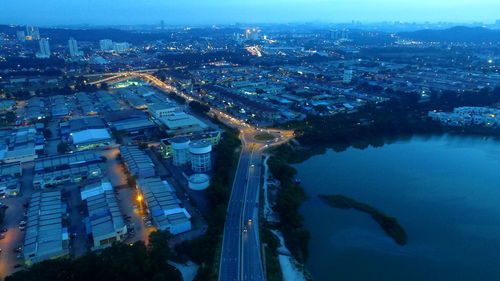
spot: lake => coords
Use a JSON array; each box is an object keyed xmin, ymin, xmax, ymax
[{"xmin": 293, "ymin": 134, "xmax": 500, "ymax": 281}]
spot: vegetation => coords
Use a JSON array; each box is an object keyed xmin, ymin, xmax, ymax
[
  {"xmin": 267, "ymin": 152, "xmax": 310, "ymax": 263},
  {"xmin": 6, "ymin": 231, "xmax": 181, "ymax": 281},
  {"xmin": 261, "ymin": 226, "xmax": 284, "ymax": 281},
  {"xmin": 0, "ymin": 207, "xmax": 6, "ymax": 225},
  {"xmin": 168, "ymin": 93, "xmax": 186, "ymax": 105},
  {"xmin": 189, "ymin": 101, "xmax": 210, "ymax": 114},
  {"xmin": 290, "ymin": 87, "xmax": 500, "ymax": 149},
  {"xmin": 254, "ymin": 133, "xmax": 276, "ymax": 141},
  {"xmin": 57, "ymin": 142, "xmax": 69, "ymax": 154},
  {"xmin": 175, "ymin": 127, "xmax": 241, "ymax": 281},
  {"xmin": 320, "ymin": 194, "xmax": 407, "ymax": 245}
]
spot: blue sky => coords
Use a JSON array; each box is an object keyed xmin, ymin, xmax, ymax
[{"xmin": 1, "ymin": 0, "xmax": 499, "ymax": 26}]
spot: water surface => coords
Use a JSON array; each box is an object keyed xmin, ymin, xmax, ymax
[{"xmin": 294, "ymin": 135, "xmax": 500, "ymax": 281}]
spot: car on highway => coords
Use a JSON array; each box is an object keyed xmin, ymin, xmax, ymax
[
  {"xmin": 250, "ymin": 164, "xmax": 255, "ymax": 168},
  {"xmin": 243, "ymin": 226, "xmax": 248, "ymax": 233},
  {"xmin": 247, "ymin": 219, "xmax": 252, "ymax": 225}
]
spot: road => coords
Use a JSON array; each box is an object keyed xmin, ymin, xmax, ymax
[
  {"xmin": 219, "ymin": 123, "xmax": 293, "ymax": 281},
  {"xmin": 86, "ymin": 71, "xmax": 294, "ymax": 281}
]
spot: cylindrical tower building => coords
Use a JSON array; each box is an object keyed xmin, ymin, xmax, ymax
[
  {"xmin": 189, "ymin": 140, "xmax": 212, "ymax": 172},
  {"xmin": 171, "ymin": 137, "xmax": 191, "ymax": 166}
]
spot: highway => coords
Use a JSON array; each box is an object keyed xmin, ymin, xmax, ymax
[
  {"xmin": 84, "ymin": 71, "xmax": 293, "ymax": 281},
  {"xmin": 219, "ymin": 131, "xmax": 267, "ymax": 281}
]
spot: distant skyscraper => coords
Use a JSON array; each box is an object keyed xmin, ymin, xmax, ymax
[
  {"xmin": 330, "ymin": 30, "xmax": 349, "ymax": 41},
  {"xmin": 161, "ymin": 20, "xmax": 165, "ymax": 30},
  {"xmin": 68, "ymin": 37, "xmax": 82, "ymax": 57},
  {"xmin": 343, "ymin": 70, "xmax": 353, "ymax": 84},
  {"xmin": 16, "ymin": 31, "xmax": 26, "ymax": 42},
  {"xmin": 99, "ymin": 39, "xmax": 113, "ymax": 51},
  {"xmin": 26, "ymin": 26, "xmax": 40, "ymax": 40},
  {"xmin": 113, "ymin": 42, "xmax": 130, "ymax": 52},
  {"xmin": 36, "ymin": 38, "xmax": 51, "ymax": 58}
]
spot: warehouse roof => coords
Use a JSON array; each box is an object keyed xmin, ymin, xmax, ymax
[{"xmin": 71, "ymin": 129, "xmax": 112, "ymax": 145}]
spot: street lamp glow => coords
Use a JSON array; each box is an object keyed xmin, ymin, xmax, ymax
[{"xmin": 137, "ymin": 195, "xmax": 143, "ymax": 202}]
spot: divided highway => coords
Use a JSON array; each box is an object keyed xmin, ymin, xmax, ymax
[{"xmin": 219, "ymin": 132, "xmax": 266, "ymax": 281}]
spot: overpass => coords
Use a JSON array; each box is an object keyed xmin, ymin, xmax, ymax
[{"xmin": 88, "ymin": 71, "xmax": 193, "ymax": 102}]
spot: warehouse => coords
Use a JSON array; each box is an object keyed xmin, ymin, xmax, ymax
[
  {"xmin": 23, "ymin": 191, "xmax": 69, "ymax": 265},
  {"xmin": 85, "ymin": 190, "xmax": 127, "ymax": 250},
  {"xmin": 70, "ymin": 128, "xmax": 114, "ymax": 151},
  {"xmin": 120, "ymin": 146, "xmax": 155, "ymax": 178},
  {"xmin": 137, "ymin": 177, "xmax": 191, "ymax": 235}
]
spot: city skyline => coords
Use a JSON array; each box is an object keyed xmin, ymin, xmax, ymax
[{"xmin": 1, "ymin": 0, "xmax": 499, "ymax": 26}]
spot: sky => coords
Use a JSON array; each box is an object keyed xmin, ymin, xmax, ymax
[{"xmin": 1, "ymin": 0, "xmax": 499, "ymax": 26}]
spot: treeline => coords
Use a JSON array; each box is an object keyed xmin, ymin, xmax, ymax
[
  {"xmin": 5, "ymin": 231, "xmax": 181, "ymax": 281},
  {"xmin": 175, "ymin": 126, "xmax": 241, "ymax": 281},
  {"xmin": 267, "ymin": 150, "xmax": 310, "ymax": 262},
  {"xmin": 158, "ymin": 50, "xmax": 251, "ymax": 67},
  {"xmin": 294, "ymin": 87, "xmax": 500, "ymax": 147}
]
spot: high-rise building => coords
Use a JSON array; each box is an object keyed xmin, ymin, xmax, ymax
[
  {"xmin": 16, "ymin": 31, "xmax": 26, "ymax": 42},
  {"xmin": 36, "ymin": 38, "xmax": 51, "ymax": 59},
  {"xmin": 113, "ymin": 42, "xmax": 130, "ymax": 52},
  {"xmin": 343, "ymin": 69, "xmax": 353, "ymax": 84},
  {"xmin": 330, "ymin": 29, "xmax": 349, "ymax": 41},
  {"xmin": 68, "ymin": 37, "xmax": 82, "ymax": 57},
  {"xmin": 99, "ymin": 39, "xmax": 113, "ymax": 51},
  {"xmin": 161, "ymin": 20, "xmax": 165, "ymax": 30},
  {"xmin": 26, "ymin": 26, "xmax": 40, "ymax": 40}
]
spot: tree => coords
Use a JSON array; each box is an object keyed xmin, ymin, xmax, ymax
[
  {"xmin": 188, "ymin": 101, "xmax": 210, "ymax": 114},
  {"xmin": 5, "ymin": 111, "xmax": 16, "ymax": 123},
  {"xmin": 57, "ymin": 142, "xmax": 69, "ymax": 154}
]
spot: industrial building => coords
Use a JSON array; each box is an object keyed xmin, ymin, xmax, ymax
[
  {"xmin": 33, "ymin": 151, "xmax": 104, "ymax": 189},
  {"xmin": 160, "ymin": 112, "xmax": 207, "ymax": 135},
  {"xmin": 120, "ymin": 146, "xmax": 156, "ymax": 178},
  {"xmin": 0, "ymin": 126, "xmax": 43, "ymax": 163},
  {"xmin": 189, "ymin": 140, "xmax": 212, "ymax": 173},
  {"xmin": 23, "ymin": 191, "xmax": 69, "ymax": 265},
  {"xmin": 170, "ymin": 137, "xmax": 191, "ymax": 166},
  {"xmin": 80, "ymin": 179, "xmax": 113, "ymax": 200},
  {"xmin": 148, "ymin": 102, "xmax": 180, "ymax": 118},
  {"xmin": 0, "ymin": 162, "xmax": 22, "ymax": 196},
  {"xmin": 70, "ymin": 128, "xmax": 114, "ymax": 150},
  {"xmin": 137, "ymin": 177, "xmax": 191, "ymax": 235},
  {"xmin": 160, "ymin": 130, "xmax": 221, "ymax": 159},
  {"xmin": 84, "ymin": 190, "xmax": 127, "ymax": 250}
]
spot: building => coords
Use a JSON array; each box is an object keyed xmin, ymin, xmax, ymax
[
  {"xmin": 84, "ymin": 189, "xmax": 127, "ymax": 250},
  {"xmin": 343, "ymin": 69, "xmax": 353, "ymax": 84},
  {"xmin": 23, "ymin": 191, "xmax": 69, "ymax": 265},
  {"xmin": 0, "ymin": 162, "xmax": 22, "ymax": 197},
  {"xmin": 170, "ymin": 137, "xmax": 191, "ymax": 166},
  {"xmin": 0, "ymin": 126, "xmax": 42, "ymax": 163},
  {"xmin": 33, "ymin": 151, "xmax": 103, "ymax": 189},
  {"xmin": 99, "ymin": 39, "xmax": 113, "ymax": 51},
  {"xmin": 160, "ymin": 112, "xmax": 207, "ymax": 135},
  {"xmin": 16, "ymin": 30, "xmax": 26, "ymax": 42},
  {"xmin": 189, "ymin": 140, "xmax": 212, "ymax": 173},
  {"xmin": 120, "ymin": 146, "xmax": 155, "ymax": 178},
  {"xmin": 70, "ymin": 129, "xmax": 114, "ymax": 151},
  {"xmin": 36, "ymin": 38, "xmax": 51, "ymax": 59},
  {"xmin": 81, "ymin": 179, "xmax": 113, "ymax": 200},
  {"xmin": 137, "ymin": 177, "xmax": 191, "ymax": 235},
  {"xmin": 148, "ymin": 102, "xmax": 180, "ymax": 119},
  {"xmin": 68, "ymin": 37, "xmax": 82, "ymax": 57},
  {"xmin": 26, "ymin": 26, "xmax": 40, "ymax": 40},
  {"xmin": 160, "ymin": 130, "xmax": 221, "ymax": 160},
  {"xmin": 113, "ymin": 42, "xmax": 130, "ymax": 52}
]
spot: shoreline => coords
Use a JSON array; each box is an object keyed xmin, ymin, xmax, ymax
[{"xmin": 319, "ymin": 194, "xmax": 407, "ymax": 246}]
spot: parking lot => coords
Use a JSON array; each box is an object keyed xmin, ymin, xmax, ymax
[{"xmin": 0, "ymin": 162, "xmax": 35, "ymax": 279}]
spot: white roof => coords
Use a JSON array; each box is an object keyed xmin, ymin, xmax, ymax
[{"xmin": 71, "ymin": 129, "xmax": 111, "ymax": 145}]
